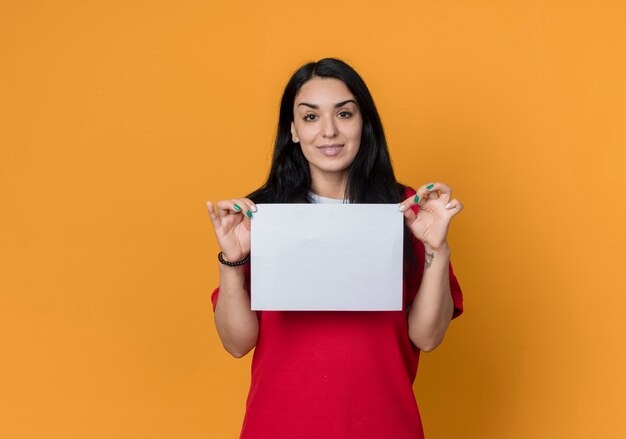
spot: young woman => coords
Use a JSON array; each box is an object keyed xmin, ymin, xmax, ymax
[{"xmin": 206, "ymin": 58, "xmax": 464, "ymax": 439}]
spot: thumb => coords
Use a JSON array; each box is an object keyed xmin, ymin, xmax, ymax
[
  {"xmin": 242, "ymin": 217, "xmax": 252, "ymax": 232},
  {"xmin": 399, "ymin": 204, "xmax": 417, "ymax": 223}
]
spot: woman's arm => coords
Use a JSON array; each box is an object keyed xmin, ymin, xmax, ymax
[
  {"xmin": 214, "ymin": 263, "xmax": 259, "ymax": 358},
  {"xmin": 407, "ymin": 244, "xmax": 454, "ymax": 352},
  {"xmin": 206, "ymin": 198, "xmax": 259, "ymax": 358},
  {"xmin": 398, "ymin": 181, "xmax": 463, "ymax": 352}
]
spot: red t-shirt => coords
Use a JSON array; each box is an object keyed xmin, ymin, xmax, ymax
[{"xmin": 211, "ymin": 187, "xmax": 464, "ymax": 438}]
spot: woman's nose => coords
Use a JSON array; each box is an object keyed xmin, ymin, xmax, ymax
[{"xmin": 321, "ymin": 116, "xmax": 337, "ymax": 138}]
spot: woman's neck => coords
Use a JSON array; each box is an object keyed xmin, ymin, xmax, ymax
[{"xmin": 310, "ymin": 170, "xmax": 348, "ymax": 200}]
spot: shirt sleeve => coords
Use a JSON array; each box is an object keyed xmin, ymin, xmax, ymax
[
  {"xmin": 448, "ymin": 259, "xmax": 464, "ymax": 319},
  {"xmin": 210, "ymin": 286, "xmax": 220, "ymax": 312},
  {"xmin": 403, "ymin": 185, "xmax": 464, "ymax": 319}
]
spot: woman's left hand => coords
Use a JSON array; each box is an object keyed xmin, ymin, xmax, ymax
[{"xmin": 398, "ymin": 182, "xmax": 464, "ymax": 252}]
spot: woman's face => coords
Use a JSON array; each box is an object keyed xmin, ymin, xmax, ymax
[{"xmin": 291, "ymin": 77, "xmax": 363, "ymax": 183}]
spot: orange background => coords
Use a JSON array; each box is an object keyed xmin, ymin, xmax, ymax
[{"xmin": 1, "ymin": 1, "xmax": 625, "ymax": 438}]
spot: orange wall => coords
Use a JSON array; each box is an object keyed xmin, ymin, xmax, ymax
[{"xmin": 1, "ymin": 1, "xmax": 625, "ymax": 438}]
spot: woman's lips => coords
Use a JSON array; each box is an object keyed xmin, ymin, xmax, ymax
[{"xmin": 318, "ymin": 144, "xmax": 344, "ymax": 156}]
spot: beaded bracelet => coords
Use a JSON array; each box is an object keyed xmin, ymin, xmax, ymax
[{"xmin": 218, "ymin": 251, "xmax": 250, "ymax": 267}]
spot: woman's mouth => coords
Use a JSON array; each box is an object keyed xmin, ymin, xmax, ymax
[{"xmin": 318, "ymin": 144, "xmax": 344, "ymax": 157}]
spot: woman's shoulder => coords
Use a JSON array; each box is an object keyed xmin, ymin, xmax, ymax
[{"xmin": 397, "ymin": 182, "xmax": 417, "ymax": 198}]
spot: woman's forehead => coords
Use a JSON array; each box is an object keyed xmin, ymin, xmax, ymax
[{"xmin": 294, "ymin": 77, "xmax": 356, "ymax": 107}]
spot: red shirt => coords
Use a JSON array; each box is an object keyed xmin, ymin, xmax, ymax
[{"xmin": 211, "ymin": 187, "xmax": 464, "ymax": 438}]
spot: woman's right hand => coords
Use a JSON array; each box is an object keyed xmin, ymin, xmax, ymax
[{"xmin": 206, "ymin": 198, "xmax": 257, "ymax": 262}]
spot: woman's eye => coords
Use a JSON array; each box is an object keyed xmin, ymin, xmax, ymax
[
  {"xmin": 303, "ymin": 114, "xmax": 317, "ymax": 121},
  {"xmin": 338, "ymin": 111, "xmax": 352, "ymax": 118}
]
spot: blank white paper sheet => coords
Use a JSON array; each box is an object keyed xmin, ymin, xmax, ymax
[{"xmin": 250, "ymin": 204, "xmax": 404, "ymax": 311}]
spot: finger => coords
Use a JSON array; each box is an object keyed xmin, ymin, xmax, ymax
[
  {"xmin": 419, "ymin": 181, "xmax": 452, "ymax": 203},
  {"xmin": 397, "ymin": 189, "xmax": 422, "ymax": 213},
  {"xmin": 241, "ymin": 198, "xmax": 258, "ymax": 213},
  {"xmin": 206, "ymin": 201, "xmax": 222, "ymax": 228},
  {"xmin": 427, "ymin": 183, "xmax": 440, "ymax": 200},
  {"xmin": 216, "ymin": 199, "xmax": 247, "ymax": 218},
  {"xmin": 414, "ymin": 182, "xmax": 453, "ymax": 206},
  {"xmin": 444, "ymin": 198, "xmax": 459, "ymax": 209},
  {"xmin": 398, "ymin": 183, "xmax": 444, "ymax": 212},
  {"xmin": 444, "ymin": 199, "xmax": 464, "ymax": 215},
  {"xmin": 232, "ymin": 198, "xmax": 255, "ymax": 219},
  {"xmin": 433, "ymin": 182, "xmax": 452, "ymax": 196},
  {"xmin": 398, "ymin": 194, "xmax": 417, "ymax": 213}
]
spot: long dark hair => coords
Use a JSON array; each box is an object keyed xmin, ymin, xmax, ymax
[
  {"xmin": 246, "ymin": 57, "xmax": 406, "ymax": 204},
  {"xmin": 246, "ymin": 58, "xmax": 417, "ymax": 279}
]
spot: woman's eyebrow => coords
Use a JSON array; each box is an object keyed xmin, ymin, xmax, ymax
[{"xmin": 297, "ymin": 99, "xmax": 357, "ymax": 109}]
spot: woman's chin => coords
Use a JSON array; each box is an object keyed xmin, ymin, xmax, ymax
[{"xmin": 309, "ymin": 163, "xmax": 352, "ymax": 177}]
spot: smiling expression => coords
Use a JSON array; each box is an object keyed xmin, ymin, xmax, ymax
[{"xmin": 290, "ymin": 77, "xmax": 363, "ymax": 183}]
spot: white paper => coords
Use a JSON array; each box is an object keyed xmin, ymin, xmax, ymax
[{"xmin": 250, "ymin": 204, "xmax": 404, "ymax": 311}]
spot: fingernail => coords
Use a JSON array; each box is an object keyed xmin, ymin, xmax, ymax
[
  {"xmin": 413, "ymin": 195, "xmax": 420, "ymax": 203},
  {"xmin": 234, "ymin": 204, "xmax": 242, "ymax": 212},
  {"xmin": 398, "ymin": 204, "xmax": 406, "ymax": 212},
  {"xmin": 246, "ymin": 210, "xmax": 252, "ymax": 218},
  {"xmin": 445, "ymin": 202, "xmax": 451, "ymax": 208},
  {"xmin": 251, "ymin": 205, "xmax": 258, "ymax": 213},
  {"xmin": 426, "ymin": 184, "xmax": 434, "ymax": 190}
]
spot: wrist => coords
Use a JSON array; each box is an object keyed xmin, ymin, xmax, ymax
[
  {"xmin": 424, "ymin": 242, "xmax": 450, "ymax": 255},
  {"xmin": 218, "ymin": 251, "xmax": 250, "ymax": 267},
  {"xmin": 221, "ymin": 248, "xmax": 248, "ymax": 261}
]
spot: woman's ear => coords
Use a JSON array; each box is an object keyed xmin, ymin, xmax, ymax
[{"xmin": 290, "ymin": 121, "xmax": 299, "ymax": 143}]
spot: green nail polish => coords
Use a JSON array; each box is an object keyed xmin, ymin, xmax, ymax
[
  {"xmin": 414, "ymin": 195, "xmax": 420, "ymax": 203},
  {"xmin": 233, "ymin": 204, "xmax": 242, "ymax": 212},
  {"xmin": 246, "ymin": 210, "xmax": 252, "ymax": 218},
  {"xmin": 426, "ymin": 184, "xmax": 434, "ymax": 190}
]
